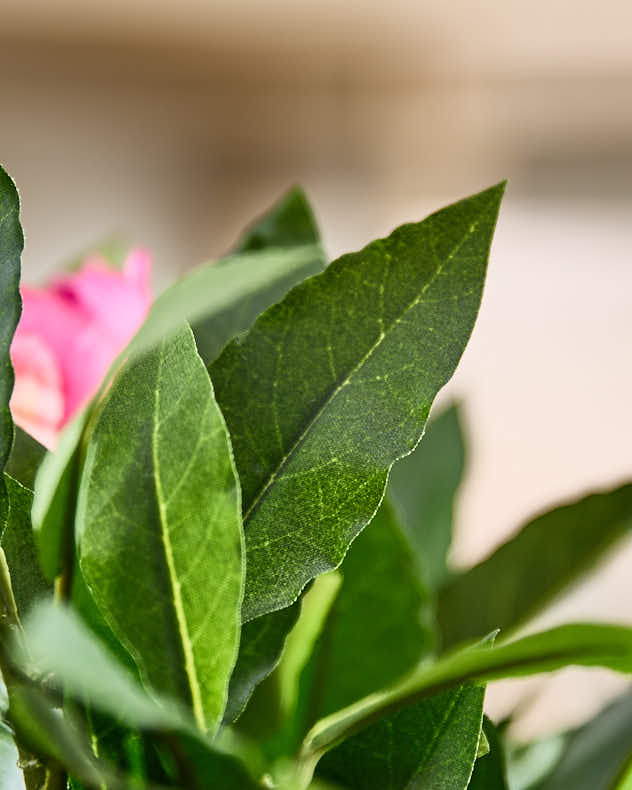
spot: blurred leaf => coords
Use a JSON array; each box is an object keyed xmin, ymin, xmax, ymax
[
  {"xmin": 612, "ymin": 755, "xmax": 632, "ymax": 790},
  {"xmin": 14, "ymin": 603, "xmax": 189, "ymax": 733},
  {"xmin": 0, "ymin": 165, "xmax": 24, "ymax": 526},
  {"xmin": 32, "ymin": 242, "xmax": 323, "ymax": 583},
  {"xmin": 5, "ymin": 428, "xmax": 45, "ymax": 492},
  {"xmin": 316, "ymin": 683, "xmax": 485, "ymax": 790},
  {"xmin": 388, "ymin": 402, "xmax": 465, "ymax": 588},
  {"xmin": 530, "ymin": 690, "xmax": 632, "ymax": 790},
  {"xmin": 224, "ymin": 602, "xmax": 302, "ymax": 725},
  {"xmin": 193, "ymin": 190, "xmax": 325, "ymax": 379},
  {"xmin": 76, "ymin": 327, "xmax": 243, "ymax": 734},
  {"xmin": 303, "ymin": 623, "xmax": 632, "ymax": 761},
  {"xmin": 468, "ymin": 716, "xmax": 509, "ymax": 789},
  {"xmin": 505, "ymin": 735, "xmax": 567, "ymax": 790},
  {"xmin": 437, "ymin": 483, "xmax": 632, "ymax": 649},
  {"xmin": 0, "ymin": 475, "xmax": 51, "ymax": 617},
  {"xmin": 233, "ymin": 187, "xmax": 322, "ymax": 253},
  {"xmin": 210, "ymin": 184, "xmax": 505, "ymax": 623}
]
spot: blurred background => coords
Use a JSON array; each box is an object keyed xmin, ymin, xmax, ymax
[{"xmin": 1, "ymin": 0, "xmax": 631, "ymax": 739}]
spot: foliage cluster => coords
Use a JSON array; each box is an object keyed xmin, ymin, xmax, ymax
[{"xmin": 1, "ymin": 165, "xmax": 631, "ymax": 789}]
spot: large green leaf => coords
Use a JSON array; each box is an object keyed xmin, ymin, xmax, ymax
[
  {"xmin": 302, "ymin": 623, "xmax": 632, "ymax": 763},
  {"xmin": 219, "ymin": 189, "xmax": 326, "ymax": 723},
  {"xmin": 437, "ymin": 483, "xmax": 632, "ymax": 649},
  {"xmin": 468, "ymin": 717, "xmax": 509, "ymax": 790},
  {"xmin": 0, "ymin": 165, "xmax": 23, "ymax": 526},
  {"xmin": 316, "ymin": 683, "xmax": 485, "ymax": 790},
  {"xmin": 32, "ymin": 242, "xmax": 323, "ymax": 582},
  {"xmin": 210, "ymin": 184, "xmax": 505, "ymax": 623},
  {"xmin": 530, "ymin": 690, "xmax": 632, "ymax": 790},
  {"xmin": 0, "ymin": 474, "xmax": 51, "ymax": 617},
  {"xmin": 388, "ymin": 402, "xmax": 465, "ymax": 588},
  {"xmin": 76, "ymin": 326, "xmax": 243, "ymax": 733}
]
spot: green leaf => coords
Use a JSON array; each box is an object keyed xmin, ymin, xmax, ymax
[
  {"xmin": 388, "ymin": 402, "xmax": 465, "ymax": 588},
  {"xmin": 32, "ymin": 243, "xmax": 323, "ymax": 582},
  {"xmin": 0, "ymin": 474, "xmax": 51, "ymax": 617},
  {"xmin": 437, "ymin": 483, "xmax": 632, "ymax": 649},
  {"xmin": 468, "ymin": 717, "xmax": 509, "ymax": 790},
  {"xmin": 76, "ymin": 326, "xmax": 243, "ymax": 733},
  {"xmin": 0, "ymin": 165, "xmax": 24, "ymax": 525},
  {"xmin": 304, "ymin": 501, "xmax": 434, "ymax": 723},
  {"xmin": 302, "ymin": 623, "xmax": 632, "ymax": 761},
  {"xmin": 5, "ymin": 427, "xmax": 45, "ymax": 492},
  {"xmin": 530, "ymin": 690, "xmax": 632, "ymax": 790},
  {"xmin": 210, "ymin": 183, "xmax": 506, "ymax": 623},
  {"xmin": 316, "ymin": 683, "xmax": 485, "ymax": 790},
  {"xmin": 224, "ymin": 601, "xmax": 302, "ymax": 724},
  {"xmin": 233, "ymin": 187, "xmax": 321, "ymax": 253}
]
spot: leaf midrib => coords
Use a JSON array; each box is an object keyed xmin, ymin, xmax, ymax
[
  {"xmin": 242, "ymin": 216, "xmax": 482, "ymax": 532},
  {"xmin": 152, "ymin": 340, "xmax": 206, "ymax": 731}
]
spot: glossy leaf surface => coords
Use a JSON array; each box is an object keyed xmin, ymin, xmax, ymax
[
  {"xmin": 211, "ymin": 184, "xmax": 505, "ymax": 622},
  {"xmin": 76, "ymin": 327, "xmax": 243, "ymax": 733},
  {"xmin": 437, "ymin": 483, "xmax": 632, "ymax": 648}
]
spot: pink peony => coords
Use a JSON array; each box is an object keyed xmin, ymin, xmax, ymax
[{"xmin": 10, "ymin": 249, "xmax": 152, "ymax": 449}]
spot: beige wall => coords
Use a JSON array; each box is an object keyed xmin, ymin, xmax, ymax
[{"xmin": 1, "ymin": 0, "xmax": 631, "ymax": 738}]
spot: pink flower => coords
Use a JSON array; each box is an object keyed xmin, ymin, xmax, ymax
[{"xmin": 10, "ymin": 249, "xmax": 152, "ymax": 449}]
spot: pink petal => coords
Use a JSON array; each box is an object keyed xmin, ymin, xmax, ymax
[{"xmin": 10, "ymin": 332, "xmax": 65, "ymax": 449}]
